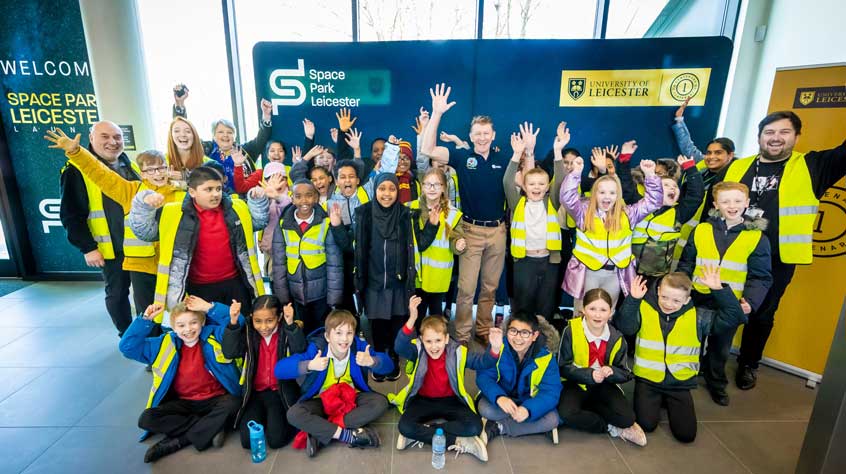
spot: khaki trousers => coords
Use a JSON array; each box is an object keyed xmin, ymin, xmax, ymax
[{"xmin": 454, "ymin": 222, "xmax": 506, "ymax": 342}]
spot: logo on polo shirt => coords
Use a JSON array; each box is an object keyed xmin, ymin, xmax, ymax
[
  {"xmin": 466, "ymin": 157, "xmax": 478, "ymax": 170},
  {"xmin": 491, "ymin": 164, "xmax": 502, "ymax": 169}
]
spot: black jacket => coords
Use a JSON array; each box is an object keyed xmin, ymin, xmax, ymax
[
  {"xmin": 558, "ymin": 318, "xmax": 632, "ymax": 386},
  {"xmin": 222, "ymin": 318, "xmax": 306, "ymax": 426},
  {"xmin": 59, "ymin": 146, "xmax": 140, "ymax": 254}
]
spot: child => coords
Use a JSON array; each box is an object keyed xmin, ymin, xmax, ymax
[
  {"xmin": 232, "ymin": 140, "xmax": 289, "ymax": 194},
  {"xmin": 628, "ymin": 155, "xmax": 705, "ymax": 277},
  {"xmin": 504, "ymin": 128, "xmax": 565, "ymax": 320},
  {"xmin": 677, "ymin": 182, "xmax": 772, "ymax": 405},
  {"xmin": 353, "ymin": 174, "xmax": 440, "ymax": 381},
  {"xmin": 615, "ymin": 271, "xmax": 745, "ymax": 443},
  {"xmin": 249, "ymin": 179, "xmax": 343, "ymax": 335},
  {"xmin": 557, "ymin": 288, "xmax": 646, "ymax": 446},
  {"xmin": 119, "ymin": 297, "xmax": 243, "ymax": 463},
  {"xmin": 45, "ymin": 128, "xmax": 183, "ymax": 320},
  {"xmin": 248, "ymin": 167, "xmax": 290, "ymax": 278},
  {"xmin": 277, "ymin": 309, "xmax": 393, "ymax": 457},
  {"xmin": 129, "ymin": 166, "xmax": 265, "ymax": 318},
  {"xmin": 391, "ymin": 296, "xmax": 503, "ymax": 462},
  {"xmin": 560, "ymin": 155, "xmax": 663, "ymax": 311},
  {"xmin": 222, "ymin": 295, "xmax": 305, "ymax": 450},
  {"xmin": 476, "ymin": 312, "xmax": 561, "ymax": 443},
  {"xmin": 410, "ymin": 167, "xmax": 466, "ymax": 320}
]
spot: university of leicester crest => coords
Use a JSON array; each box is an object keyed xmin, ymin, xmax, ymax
[
  {"xmin": 799, "ymin": 91, "xmax": 816, "ymax": 106},
  {"xmin": 568, "ymin": 78, "xmax": 586, "ymax": 100}
]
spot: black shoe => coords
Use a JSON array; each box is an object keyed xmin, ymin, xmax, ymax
[
  {"xmin": 736, "ymin": 365, "xmax": 757, "ymax": 390},
  {"xmin": 306, "ymin": 434, "xmax": 320, "ymax": 458},
  {"xmin": 348, "ymin": 427, "xmax": 380, "ymax": 449},
  {"xmin": 384, "ymin": 355, "xmax": 401, "ymax": 382},
  {"xmin": 481, "ymin": 419, "xmax": 501, "ymax": 444},
  {"xmin": 144, "ymin": 437, "xmax": 185, "ymax": 463},
  {"xmin": 211, "ymin": 430, "xmax": 225, "ymax": 448},
  {"xmin": 371, "ymin": 372, "xmax": 386, "ymax": 383},
  {"xmin": 707, "ymin": 386, "xmax": 730, "ymax": 406}
]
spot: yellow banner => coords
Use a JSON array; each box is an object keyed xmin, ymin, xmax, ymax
[{"xmin": 559, "ymin": 68, "xmax": 711, "ymax": 107}]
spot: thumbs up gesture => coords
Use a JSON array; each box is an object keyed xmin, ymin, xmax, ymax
[
  {"xmin": 282, "ymin": 303, "xmax": 295, "ymax": 325},
  {"xmin": 228, "ymin": 299, "xmax": 242, "ymax": 325},
  {"xmin": 355, "ymin": 344, "xmax": 376, "ymax": 367},
  {"xmin": 308, "ymin": 349, "xmax": 330, "ymax": 372}
]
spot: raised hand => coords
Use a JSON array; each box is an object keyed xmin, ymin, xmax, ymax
[
  {"xmin": 407, "ymin": 295, "xmax": 422, "ymax": 329},
  {"xmin": 518, "ymin": 121, "xmax": 540, "ymax": 154},
  {"xmin": 283, "ymin": 303, "xmax": 295, "ymax": 325},
  {"xmin": 173, "ymin": 83, "xmax": 189, "ymax": 106},
  {"xmin": 263, "ymin": 174, "xmax": 285, "ymax": 200},
  {"xmin": 228, "ymin": 299, "xmax": 242, "ymax": 325},
  {"xmin": 345, "ymin": 128, "xmax": 362, "ymax": 150},
  {"xmin": 302, "ymin": 118, "xmax": 315, "ymax": 139},
  {"xmin": 571, "ymin": 156, "xmax": 585, "ymax": 175},
  {"xmin": 590, "ymin": 147, "xmax": 607, "ymax": 174},
  {"xmin": 428, "ymin": 201, "xmax": 441, "ymax": 225},
  {"xmin": 455, "ymin": 238, "xmax": 466, "ymax": 252},
  {"xmin": 303, "ymin": 145, "xmax": 325, "ymax": 162},
  {"xmin": 603, "ymin": 145, "xmax": 620, "ymax": 160},
  {"xmin": 621, "ymin": 140, "xmax": 638, "ymax": 155},
  {"xmin": 677, "ymin": 154, "xmax": 694, "ymax": 167},
  {"xmin": 329, "ymin": 202, "xmax": 342, "ymax": 226},
  {"xmin": 631, "ymin": 274, "xmax": 648, "ymax": 299},
  {"xmin": 44, "ymin": 128, "xmax": 81, "ymax": 154},
  {"xmin": 249, "ymin": 186, "xmax": 266, "ymax": 200},
  {"xmin": 330, "ymin": 128, "xmax": 338, "ymax": 144},
  {"xmin": 553, "ymin": 121, "xmax": 570, "ymax": 152},
  {"xmin": 488, "ymin": 327, "xmax": 504, "ymax": 353},
  {"xmin": 639, "ymin": 159, "xmax": 656, "ymax": 177},
  {"xmin": 143, "ymin": 192, "xmax": 166, "ymax": 209},
  {"xmin": 675, "ymin": 96, "xmax": 690, "ymax": 118},
  {"xmin": 260, "ymin": 98, "xmax": 272, "ymax": 121},
  {"xmin": 700, "ymin": 264, "xmax": 723, "ymax": 290},
  {"xmin": 429, "ymin": 83, "xmax": 456, "ymax": 115},
  {"xmin": 412, "ymin": 107, "xmax": 430, "ymax": 135},
  {"xmin": 291, "ymin": 145, "xmax": 302, "ymax": 163},
  {"xmin": 740, "ymin": 298, "xmax": 752, "ymax": 315},
  {"xmin": 84, "ymin": 249, "xmax": 105, "ymax": 268},
  {"xmin": 143, "ymin": 303, "xmax": 165, "ymax": 321},
  {"xmin": 230, "ymin": 146, "xmax": 246, "ymax": 166},
  {"xmin": 439, "ymin": 131, "xmax": 459, "ymax": 144},
  {"xmin": 387, "ymin": 134, "xmax": 400, "ymax": 145},
  {"xmin": 307, "ymin": 349, "xmax": 330, "ymax": 372},
  {"xmin": 185, "ymin": 295, "xmax": 213, "ymax": 313},
  {"xmin": 335, "ymin": 107, "xmax": 357, "ymax": 132},
  {"xmin": 510, "ymin": 132, "xmax": 526, "ymax": 157},
  {"xmin": 496, "ymin": 396, "xmax": 519, "ymax": 417},
  {"xmin": 355, "ymin": 344, "xmax": 376, "ymax": 367}
]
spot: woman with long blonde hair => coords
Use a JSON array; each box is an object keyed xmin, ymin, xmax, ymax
[{"xmin": 560, "ymin": 152, "xmax": 663, "ymax": 311}]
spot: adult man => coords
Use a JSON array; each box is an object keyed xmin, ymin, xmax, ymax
[
  {"xmin": 60, "ymin": 121, "xmax": 140, "ymax": 335},
  {"xmin": 419, "ymin": 83, "xmax": 511, "ymax": 345},
  {"xmin": 721, "ymin": 111, "xmax": 846, "ymax": 389}
]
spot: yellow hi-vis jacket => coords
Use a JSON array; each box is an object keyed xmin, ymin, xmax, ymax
[
  {"xmin": 633, "ymin": 301, "xmax": 700, "ymax": 383},
  {"xmin": 510, "ymin": 196, "xmax": 562, "ymax": 259},
  {"xmin": 691, "ymin": 221, "xmax": 762, "ymax": 299},
  {"xmin": 573, "ymin": 212, "xmax": 633, "ymax": 270},
  {"xmin": 408, "ymin": 201, "xmax": 462, "ymax": 293}
]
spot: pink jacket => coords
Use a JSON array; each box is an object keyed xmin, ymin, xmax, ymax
[{"xmin": 559, "ymin": 172, "xmax": 663, "ymax": 299}]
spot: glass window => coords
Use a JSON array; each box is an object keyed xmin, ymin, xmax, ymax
[
  {"xmin": 357, "ymin": 0, "xmax": 477, "ymax": 41},
  {"xmin": 482, "ymin": 0, "xmax": 598, "ymax": 39},
  {"xmin": 136, "ymin": 0, "xmax": 234, "ymax": 147},
  {"xmin": 606, "ymin": 0, "xmax": 732, "ymax": 39},
  {"xmin": 235, "ymin": 0, "xmax": 352, "ymax": 138}
]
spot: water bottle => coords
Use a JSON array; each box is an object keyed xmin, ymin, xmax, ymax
[
  {"xmin": 248, "ymin": 420, "xmax": 267, "ymax": 463},
  {"xmin": 432, "ymin": 428, "xmax": 446, "ymax": 470}
]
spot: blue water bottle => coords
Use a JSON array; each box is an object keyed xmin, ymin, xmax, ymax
[
  {"xmin": 432, "ymin": 428, "xmax": 446, "ymax": 470},
  {"xmin": 248, "ymin": 420, "xmax": 267, "ymax": 463}
]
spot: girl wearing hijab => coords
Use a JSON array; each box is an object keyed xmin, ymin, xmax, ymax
[{"xmin": 354, "ymin": 173, "xmax": 440, "ymax": 381}]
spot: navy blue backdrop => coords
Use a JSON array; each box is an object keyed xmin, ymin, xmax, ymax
[{"xmin": 253, "ymin": 37, "xmax": 733, "ymax": 164}]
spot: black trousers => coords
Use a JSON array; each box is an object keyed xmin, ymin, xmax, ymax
[
  {"xmin": 398, "ymin": 396, "xmax": 482, "ymax": 446},
  {"xmin": 633, "ymin": 380, "xmax": 697, "ymax": 443},
  {"xmin": 444, "ymin": 256, "xmax": 460, "ymax": 313},
  {"xmin": 294, "ymin": 298, "xmax": 329, "ymax": 336},
  {"xmin": 339, "ymin": 251, "xmax": 359, "ymax": 317},
  {"xmin": 287, "ymin": 391, "xmax": 388, "ymax": 445},
  {"xmin": 129, "ymin": 271, "xmax": 156, "ymax": 316},
  {"xmin": 186, "ymin": 276, "xmax": 254, "ymax": 315},
  {"xmin": 558, "ymin": 382, "xmax": 635, "ymax": 433},
  {"xmin": 138, "ymin": 394, "xmax": 240, "ymax": 450},
  {"xmin": 703, "ymin": 326, "xmax": 739, "ymax": 390},
  {"xmin": 738, "ymin": 257, "xmax": 796, "ymax": 369},
  {"xmin": 414, "ymin": 289, "xmax": 446, "ymax": 331},
  {"xmin": 238, "ymin": 389, "xmax": 295, "ymax": 449},
  {"xmin": 103, "ymin": 254, "xmax": 132, "ymax": 336},
  {"xmin": 512, "ymin": 256, "xmax": 559, "ymax": 319},
  {"xmin": 371, "ymin": 315, "xmax": 404, "ymax": 356}
]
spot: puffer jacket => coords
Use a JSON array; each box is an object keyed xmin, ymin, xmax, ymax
[{"xmin": 129, "ymin": 192, "xmax": 262, "ymax": 310}]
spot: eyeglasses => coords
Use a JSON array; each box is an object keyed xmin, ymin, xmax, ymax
[
  {"xmin": 142, "ymin": 166, "xmax": 168, "ymax": 174},
  {"xmin": 507, "ymin": 328, "xmax": 535, "ymax": 339},
  {"xmin": 422, "ymin": 182, "xmax": 443, "ymax": 190}
]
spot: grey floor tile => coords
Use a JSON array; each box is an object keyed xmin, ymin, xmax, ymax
[
  {"xmin": 392, "ymin": 427, "xmax": 509, "ymax": 474},
  {"xmin": 21, "ymin": 426, "xmax": 149, "ymax": 474},
  {"xmin": 611, "ymin": 422, "xmax": 749, "ymax": 474},
  {"xmin": 0, "ymin": 427, "xmax": 68, "ymax": 474},
  {"xmin": 77, "ymin": 368, "xmax": 151, "ymax": 427},
  {"xmin": 0, "ymin": 368, "xmax": 48, "ymax": 402},
  {"xmin": 0, "ymin": 326, "xmax": 120, "ymax": 368},
  {"xmin": 704, "ymin": 421, "xmax": 806, "ymax": 474},
  {"xmin": 505, "ymin": 428, "xmax": 631, "ymax": 474},
  {"xmin": 269, "ymin": 423, "xmax": 392, "ymax": 474},
  {"xmin": 0, "ymin": 297, "xmax": 110, "ymax": 328},
  {"xmin": 146, "ymin": 431, "xmax": 274, "ymax": 474},
  {"xmin": 0, "ymin": 327, "xmax": 34, "ymax": 349}
]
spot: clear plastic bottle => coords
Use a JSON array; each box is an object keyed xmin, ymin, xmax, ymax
[{"xmin": 432, "ymin": 427, "xmax": 446, "ymax": 470}]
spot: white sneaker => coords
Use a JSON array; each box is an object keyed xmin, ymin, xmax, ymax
[
  {"xmin": 550, "ymin": 427, "xmax": 559, "ymax": 445},
  {"xmin": 395, "ymin": 433, "xmax": 423, "ymax": 450},
  {"xmin": 448, "ymin": 436, "xmax": 488, "ymax": 462},
  {"xmin": 619, "ymin": 423, "xmax": 647, "ymax": 447}
]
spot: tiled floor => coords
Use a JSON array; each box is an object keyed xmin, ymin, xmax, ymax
[{"xmin": 0, "ymin": 281, "xmax": 816, "ymax": 473}]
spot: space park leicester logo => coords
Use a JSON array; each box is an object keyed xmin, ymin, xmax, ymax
[{"xmin": 268, "ymin": 59, "xmax": 390, "ymax": 113}]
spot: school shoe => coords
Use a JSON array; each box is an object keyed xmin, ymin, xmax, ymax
[
  {"xmin": 736, "ymin": 365, "xmax": 757, "ymax": 390},
  {"xmin": 707, "ymin": 385, "xmax": 730, "ymax": 406},
  {"xmin": 449, "ymin": 436, "xmax": 488, "ymax": 462},
  {"xmin": 396, "ymin": 433, "xmax": 424, "ymax": 450},
  {"xmin": 613, "ymin": 423, "xmax": 647, "ymax": 447},
  {"xmin": 211, "ymin": 430, "xmax": 226, "ymax": 448},
  {"xmin": 385, "ymin": 355, "xmax": 402, "ymax": 382},
  {"xmin": 348, "ymin": 427, "xmax": 381, "ymax": 449},
  {"xmin": 306, "ymin": 434, "xmax": 320, "ymax": 458},
  {"xmin": 371, "ymin": 371, "xmax": 386, "ymax": 383},
  {"xmin": 480, "ymin": 418, "xmax": 501, "ymax": 444},
  {"xmin": 144, "ymin": 436, "xmax": 186, "ymax": 463}
]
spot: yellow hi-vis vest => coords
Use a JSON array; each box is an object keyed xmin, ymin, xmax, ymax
[
  {"xmin": 153, "ymin": 199, "xmax": 264, "ymax": 322},
  {"xmin": 691, "ymin": 221, "xmax": 762, "ymax": 298},
  {"xmin": 566, "ymin": 317, "xmax": 623, "ymax": 390},
  {"xmin": 409, "ymin": 201, "xmax": 462, "ymax": 293},
  {"xmin": 449, "ymin": 172, "xmax": 461, "ymax": 209},
  {"xmin": 388, "ymin": 341, "xmax": 476, "ymax": 414},
  {"xmin": 673, "ymin": 161, "xmax": 709, "ymax": 260},
  {"xmin": 633, "ymin": 301, "xmax": 700, "ymax": 383},
  {"xmin": 282, "ymin": 217, "xmax": 330, "ymax": 275},
  {"xmin": 493, "ymin": 344, "xmax": 554, "ymax": 396},
  {"xmin": 510, "ymin": 197, "xmax": 562, "ymax": 259},
  {"xmin": 724, "ymin": 152, "xmax": 818, "ymax": 264},
  {"xmin": 319, "ymin": 358, "xmax": 354, "ymax": 395},
  {"xmin": 122, "ymin": 182, "xmax": 173, "ymax": 258},
  {"xmin": 146, "ymin": 333, "xmax": 230, "ymax": 408},
  {"xmin": 573, "ymin": 212, "xmax": 633, "ymax": 270},
  {"xmin": 632, "ymin": 208, "xmax": 680, "ymax": 244}
]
